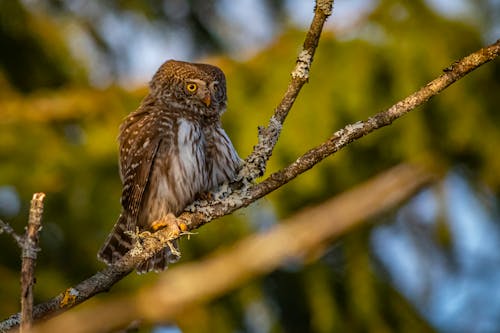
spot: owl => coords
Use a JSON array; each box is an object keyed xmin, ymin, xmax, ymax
[{"xmin": 98, "ymin": 60, "xmax": 241, "ymax": 273}]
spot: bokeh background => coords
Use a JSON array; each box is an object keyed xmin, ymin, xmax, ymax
[{"xmin": 1, "ymin": 0, "xmax": 500, "ymax": 332}]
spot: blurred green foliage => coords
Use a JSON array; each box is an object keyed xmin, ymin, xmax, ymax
[
  {"xmin": 0, "ymin": 0, "xmax": 86, "ymax": 91},
  {"xmin": 1, "ymin": 0, "xmax": 499, "ymax": 332}
]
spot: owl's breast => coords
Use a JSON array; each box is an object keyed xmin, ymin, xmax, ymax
[
  {"xmin": 173, "ymin": 118, "xmax": 208, "ymax": 193},
  {"xmin": 146, "ymin": 118, "xmax": 208, "ymax": 218}
]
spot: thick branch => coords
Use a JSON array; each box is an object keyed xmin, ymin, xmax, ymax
[
  {"xmin": 1, "ymin": 37, "xmax": 499, "ymax": 333},
  {"xmin": 30, "ymin": 164, "xmax": 435, "ymax": 333},
  {"xmin": 20, "ymin": 193, "xmax": 45, "ymax": 332}
]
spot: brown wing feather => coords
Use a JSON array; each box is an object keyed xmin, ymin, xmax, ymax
[
  {"xmin": 119, "ymin": 106, "xmax": 164, "ymax": 221},
  {"xmin": 98, "ymin": 104, "xmax": 165, "ymax": 265}
]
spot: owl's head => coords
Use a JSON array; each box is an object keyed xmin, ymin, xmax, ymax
[{"xmin": 149, "ymin": 60, "xmax": 227, "ymax": 116}]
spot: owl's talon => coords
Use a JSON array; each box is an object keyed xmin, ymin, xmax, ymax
[
  {"xmin": 151, "ymin": 213, "xmax": 177, "ymax": 231},
  {"xmin": 167, "ymin": 241, "xmax": 181, "ymax": 256},
  {"xmin": 150, "ymin": 213, "xmax": 190, "ymax": 239}
]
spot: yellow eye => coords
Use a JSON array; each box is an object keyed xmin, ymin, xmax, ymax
[{"xmin": 186, "ymin": 83, "xmax": 197, "ymax": 92}]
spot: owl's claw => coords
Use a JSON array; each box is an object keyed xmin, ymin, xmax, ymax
[
  {"xmin": 166, "ymin": 241, "xmax": 181, "ymax": 257},
  {"xmin": 151, "ymin": 213, "xmax": 188, "ymax": 236}
]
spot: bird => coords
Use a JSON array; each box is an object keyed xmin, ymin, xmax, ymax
[{"xmin": 98, "ymin": 59, "xmax": 242, "ymax": 273}]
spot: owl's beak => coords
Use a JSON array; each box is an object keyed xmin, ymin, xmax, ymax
[{"xmin": 202, "ymin": 93, "xmax": 211, "ymax": 107}]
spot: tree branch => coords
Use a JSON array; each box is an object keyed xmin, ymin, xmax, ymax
[
  {"xmin": 30, "ymin": 164, "xmax": 436, "ymax": 333},
  {"xmin": 0, "ymin": 219, "xmax": 24, "ymax": 248},
  {"xmin": 238, "ymin": 0, "xmax": 334, "ymax": 181},
  {"xmin": 20, "ymin": 193, "xmax": 45, "ymax": 332},
  {"xmin": 183, "ymin": 38, "xmax": 500, "ymax": 228},
  {"xmin": 1, "ymin": 15, "xmax": 499, "ymax": 333}
]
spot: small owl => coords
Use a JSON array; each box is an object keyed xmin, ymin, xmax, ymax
[{"xmin": 98, "ymin": 60, "xmax": 241, "ymax": 273}]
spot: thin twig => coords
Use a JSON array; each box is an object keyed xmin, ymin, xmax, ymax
[
  {"xmin": 239, "ymin": 0, "xmax": 334, "ymax": 181},
  {"xmin": 0, "ymin": 218, "xmax": 24, "ymax": 248},
  {"xmin": 29, "ymin": 164, "xmax": 435, "ymax": 333},
  {"xmin": 20, "ymin": 193, "xmax": 45, "ymax": 332}
]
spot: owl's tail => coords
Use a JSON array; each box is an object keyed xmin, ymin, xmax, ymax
[
  {"xmin": 136, "ymin": 240, "xmax": 180, "ymax": 274},
  {"xmin": 97, "ymin": 212, "xmax": 134, "ymax": 266},
  {"xmin": 98, "ymin": 213, "xmax": 180, "ymax": 273}
]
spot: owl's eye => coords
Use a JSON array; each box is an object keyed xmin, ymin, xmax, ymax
[{"xmin": 186, "ymin": 83, "xmax": 198, "ymax": 92}]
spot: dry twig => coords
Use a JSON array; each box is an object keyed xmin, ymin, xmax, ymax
[
  {"xmin": 0, "ymin": 219, "xmax": 24, "ymax": 248},
  {"xmin": 20, "ymin": 193, "xmax": 45, "ymax": 332}
]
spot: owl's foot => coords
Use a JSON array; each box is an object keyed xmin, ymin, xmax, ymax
[{"xmin": 151, "ymin": 213, "xmax": 188, "ymax": 237}]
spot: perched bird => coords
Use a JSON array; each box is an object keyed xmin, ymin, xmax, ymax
[{"xmin": 98, "ymin": 60, "xmax": 241, "ymax": 273}]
